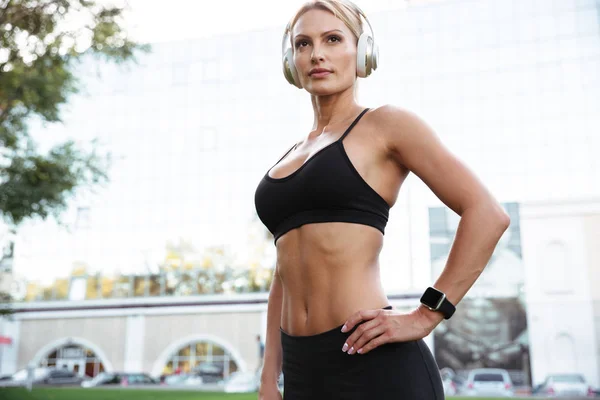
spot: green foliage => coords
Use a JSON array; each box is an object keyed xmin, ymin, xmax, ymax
[
  {"xmin": 0, "ymin": 138, "xmax": 110, "ymax": 224},
  {"xmin": 0, "ymin": 0, "xmax": 149, "ymax": 309},
  {"xmin": 0, "ymin": 0, "xmax": 150, "ymax": 226},
  {"xmin": 0, "ymin": 290, "xmax": 12, "ymax": 315}
]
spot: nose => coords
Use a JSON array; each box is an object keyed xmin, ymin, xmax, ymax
[{"xmin": 311, "ymin": 44, "xmax": 325, "ymax": 63}]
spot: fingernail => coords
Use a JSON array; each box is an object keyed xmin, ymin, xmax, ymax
[
  {"xmin": 342, "ymin": 343, "xmax": 348, "ymax": 352},
  {"xmin": 357, "ymin": 348, "xmax": 363, "ymax": 354},
  {"xmin": 348, "ymin": 347, "xmax": 355, "ymax": 355},
  {"xmin": 341, "ymin": 324, "xmax": 347, "ymax": 332}
]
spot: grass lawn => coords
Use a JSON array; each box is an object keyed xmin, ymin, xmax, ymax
[{"xmin": 0, "ymin": 388, "xmax": 529, "ymax": 400}]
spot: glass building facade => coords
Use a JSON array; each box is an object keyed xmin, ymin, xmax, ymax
[{"xmin": 8, "ymin": 0, "xmax": 599, "ymax": 298}]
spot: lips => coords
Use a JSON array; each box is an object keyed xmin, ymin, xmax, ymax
[{"xmin": 309, "ymin": 68, "xmax": 332, "ymax": 76}]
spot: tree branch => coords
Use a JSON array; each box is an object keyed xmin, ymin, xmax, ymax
[{"xmin": 0, "ymin": 1, "xmax": 57, "ymax": 27}]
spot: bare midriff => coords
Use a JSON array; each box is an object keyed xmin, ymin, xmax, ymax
[{"xmin": 277, "ymin": 222, "xmax": 390, "ymax": 336}]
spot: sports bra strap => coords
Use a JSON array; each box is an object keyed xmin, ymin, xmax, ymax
[
  {"xmin": 273, "ymin": 142, "xmax": 298, "ymax": 166},
  {"xmin": 339, "ymin": 108, "xmax": 370, "ymax": 141},
  {"xmin": 272, "ymin": 108, "xmax": 368, "ymax": 169}
]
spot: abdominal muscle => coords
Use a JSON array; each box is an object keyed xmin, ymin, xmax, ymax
[{"xmin": 277, "ymin": 222, "xmax": 390, "ymax": 336}]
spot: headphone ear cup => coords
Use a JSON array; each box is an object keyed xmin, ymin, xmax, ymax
[
  {"xmin": 372, "ymin": 42, "xmax": 379, "ymax": 72},
  {"xmin": 283, "ymin": 48, "xmax": 302, "ymax": 88},
  {"xmin": 356, "ymin": 32, "xmax": 371, "ymax": 78}
]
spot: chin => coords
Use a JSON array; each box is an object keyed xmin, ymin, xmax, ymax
[{"xmin": 305, "ymin": 82, "xmax": 346, "ymax": 96}]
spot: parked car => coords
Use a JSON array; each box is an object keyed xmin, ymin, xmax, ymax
[
  {"xmin": 162, "ymin": 373, "xmax": 204, "ymax": 386},
  {"xmin": 0, "ymin": 367, "xmax": 86, "ymax": 387},
  {"xmin": 442, "ymin": 375, "xmax": 457, "ymax": 396},
  {"xmin": 440, "ymin": 368, "xmax": 458, "ymax": 396},
  {"xmin": 255, "ymin": 366, "xmax": 284, "ymax": 392},
  {"xmin": 192, "ymin": 363, "xmax": 224, "ymax": 384},
  {"xmin": 460, "ymin": 368, "xmax": 514, "ymax": 397},
  {"xmin": 224, "ymin": 371, "xmax": 259, "ymax": 393},
  {"xmin": 532, "ymin": 373, "xmax": 595, "ymax": 397},
  {"xmin": 81, "ymin": 372, "xmax": 157, "ymax": 387}
]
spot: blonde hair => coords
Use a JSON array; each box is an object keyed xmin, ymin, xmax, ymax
[{"xmin": 287, "ymin": 0, "xmax": 364, "ymax": 47}]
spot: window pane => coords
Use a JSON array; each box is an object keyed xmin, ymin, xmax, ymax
[
  {"xmin": 195, "ymin": 343, "xmax": 208, "ymax": 357},
  {"xmin": 178, "ymin": 346, "xmax": 191, "ymax": 357},
  {"xmin": 177, "ymin": 273, "xmax": 195, "ymax": 296},
  {"xmin": 54, "ymin": 278, "xmax": 70, "ymax": 300},
  {"xmin": 148, "ymin": 274, "xmax": 162, "ymax": 296},
  {"xmin": 114, "ymin": 275, "xmax": 132, "ymax": 298},
  {"xmin": 165, "ymin": 271, "xmax": 178, "ymax": 296},
  {"xmin": 133, "ymin": 275, "xmax": 148, "ymax": 297},
  {"xmin": 86, "ymin": 275, "xmax": 100, "ymax": 299},
  {"xmin": 163, "ymin": 361, "xmax": 174, "ymax": 375},
  {"xmin": 212, "ymin": 346, "xmax": 225, "ymax": 356},
  {"xmin": 179, "ymin": 360, "xmax": 191, "ymax": 373},
  {"xmin": 228, "ymin": 360, "xmax": 238, "ymax": 375},
  {"xmin": 101, "ymin": 276, "xmax": 115, "ymax": 298}
]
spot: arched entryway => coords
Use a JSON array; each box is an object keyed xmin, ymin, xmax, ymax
[
  {"xmin": 152, "ymin": 334, "xmax": 246, "ymax": 380},
  {"xmin": 31, "ymin": 337, "xmax": 113, "ymax": 378}
]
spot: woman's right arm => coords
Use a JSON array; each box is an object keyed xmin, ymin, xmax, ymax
[{"xmin": 260, "ymin": 267, "xmax": 284, "ymax": 391}]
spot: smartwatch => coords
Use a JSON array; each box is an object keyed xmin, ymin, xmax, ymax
[{"xmin": 420, "ymin": 287, "xmax": 456, "ymax": 320}]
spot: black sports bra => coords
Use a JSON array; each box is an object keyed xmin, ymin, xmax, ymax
[{"xmin": 254, "ymin": 108, "xmax": 390, "ymax": 243}]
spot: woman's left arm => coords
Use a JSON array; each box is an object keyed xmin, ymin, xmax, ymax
[{"xmin": 341, "ymin": 105, "xmax": 510, "ymax": 355}]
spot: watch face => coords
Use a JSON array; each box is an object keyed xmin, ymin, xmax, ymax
[{"xmin": 421, "ymin": 287, "xmax": 444, "ymax": 309}]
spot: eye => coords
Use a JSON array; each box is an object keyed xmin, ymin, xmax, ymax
[
  {"xmin": 328, "ymin": 35, "xmax": 341, "ymax": 43},
  {"xmin": 295, "ymin": 40, "xmax": 309, "ymax": 49}
]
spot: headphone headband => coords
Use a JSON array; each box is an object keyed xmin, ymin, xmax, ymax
[{"xmin": 353, "ymin": 5, "xmax": 375, "ymax": 42}]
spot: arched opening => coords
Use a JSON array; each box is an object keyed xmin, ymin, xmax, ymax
[
  {"xmin": 552, "ymin": 333, "xmax": 577, "ymax": 372},
  {"xmin": 153, "ymin": 335, "xmax": 245, "ymax": 382},
  {"xmin": 31, "ymin": 337, "xmax": 113, "ymax": 378}
]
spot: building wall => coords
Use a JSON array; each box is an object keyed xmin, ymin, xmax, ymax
[
  {"xmin": 520, "ymin": 200, "xmax": 600, "ymax": 387},
  {"xmin": 4, "ymin": 297, "xmax": 424, "ymax": 377},
  {"xmin": 143, "ymin": 310, "xmax": 263, "ymax": 375},
  {"xmin": 18, "ymin": 317, "xmax": 127, "ymax": 371},
  {"xmin": 584, "ymin": 213, "xmax": 600, "ymax": 386}
]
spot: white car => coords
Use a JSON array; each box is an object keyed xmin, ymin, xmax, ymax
[
  {"xmin": 442, "ymin": 375, "xmax": 457, "ymax": 396},
  {"xmin": 533, "ymin": 373, "xmax": 595, "ymax": 397},
  {"xmin": 0, "ymin": 368, "xmax": 48, "ymax": 387},
  {"xmin": 162, "ymin": 373, "xmax": 203, "ymax": 386},
  {"xmin": 461, "ymin": 368, "xmax": 514, "ymax": 397},
  {"xmin": 223, "ymin": 372, "xmax": 259, "ymax": 393},
  {"xmin": 439, "ymin": 368, "xmax": 458, "ymax": 396}
]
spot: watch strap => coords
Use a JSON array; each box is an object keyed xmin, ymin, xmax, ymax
[{"xmin": 438, "ymin": 296, "xmax": 456, "ymax": 320}]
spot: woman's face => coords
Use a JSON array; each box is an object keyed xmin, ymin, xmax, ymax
[{"xmin": 291, "ymin": 9, "xmax": 357, "ymax": 96}]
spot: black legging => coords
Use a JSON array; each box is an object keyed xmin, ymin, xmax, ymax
[{"xmin": 280, "ymin": 306, "xmax": 445, "ymax": 399}]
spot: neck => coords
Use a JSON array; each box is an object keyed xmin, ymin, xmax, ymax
[{"xmin": 310, "ymin": 86, "xmax": 362, "ymax": 135}]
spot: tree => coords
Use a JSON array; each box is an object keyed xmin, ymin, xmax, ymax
[{"xmin": 0, "ymin": 0, "xmax": 150, "ymax": 309}]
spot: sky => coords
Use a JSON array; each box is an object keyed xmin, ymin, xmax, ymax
[{"xmin": 121, "ymin": 0, "xmax": 407, "ymax": 43}]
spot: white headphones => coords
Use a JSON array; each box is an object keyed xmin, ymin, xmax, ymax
[{"xmin": 281, "ymin": 2, "xmax": 379, "ymax": 89}]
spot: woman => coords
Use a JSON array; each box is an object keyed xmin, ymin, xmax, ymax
[{"xmin": 254, "ymin": 1, "xmax": 510, "ymax": 399}]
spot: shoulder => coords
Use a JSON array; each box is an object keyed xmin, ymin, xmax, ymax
[
  {"xmin": 367, "ymin": 104, "xmax": 431, "ymax": 136},
  {"xmin": 365, "ymin": 104, "xmax": 438, "ymax": 153}
]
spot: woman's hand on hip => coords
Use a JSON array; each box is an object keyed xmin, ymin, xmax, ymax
[{"xmin": 340, "ymin": 307, "xmax": 438, "ymax": 355}]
